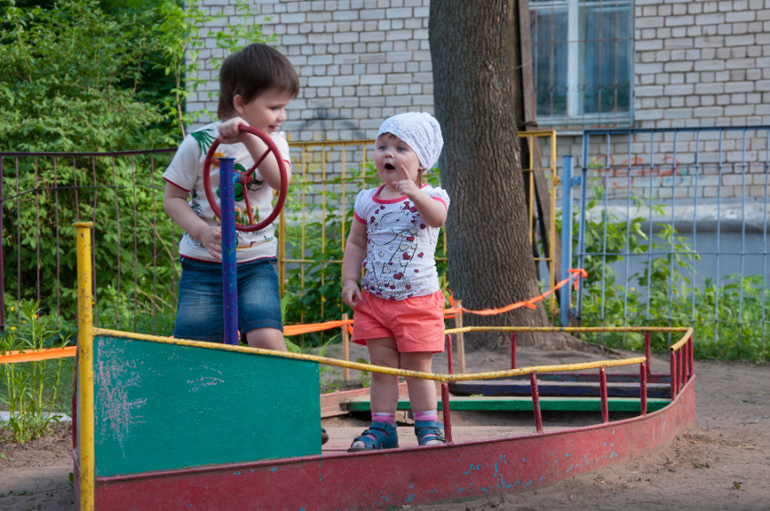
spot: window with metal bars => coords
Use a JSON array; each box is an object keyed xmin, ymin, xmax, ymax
[{"xmin": 530, "ymin": 0, "xmax": 633, "ymax": 127}]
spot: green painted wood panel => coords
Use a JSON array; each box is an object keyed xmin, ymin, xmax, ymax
[
  {"xmin": 346, "ymin": 395, "xmax": 669, "ymax": 413},
  {"xmin": 93, "ymin": 335, "xmax": 320, "ymax": 477}
]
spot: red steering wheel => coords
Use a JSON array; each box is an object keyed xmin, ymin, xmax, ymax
[{"xmin": 202, "ymin": 126, "xmax": 288, "ymax": 232}]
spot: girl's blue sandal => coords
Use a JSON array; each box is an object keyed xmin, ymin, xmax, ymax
[
  {"xmin": 347, "ymin": 422, "xmax": 399, "ymax": 452},
  {"xmin": 414, "ymin": 420, "xmax": 446, "ymax": 446}
]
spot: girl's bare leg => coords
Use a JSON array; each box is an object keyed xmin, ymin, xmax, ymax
[
  {"xmin": 365, "ymin": 337, "xmax": 401, "ymax": 413},
  {"xmin": 399, "ymin": 352, "xmax": 436, "ymax": 412}
]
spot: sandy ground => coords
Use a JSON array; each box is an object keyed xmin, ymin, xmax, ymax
[{"xmin": 0, "ymin": 340, "xmax": 768, "ymax": 511}]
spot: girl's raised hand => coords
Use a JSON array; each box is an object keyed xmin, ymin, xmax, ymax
[
  {"xmin": 342, "ymin": 281, "xmax": 363, "ymax": 307},
  {"xmin": 391, "ymin": 165, "xmax": 420, "ymax": 198}
]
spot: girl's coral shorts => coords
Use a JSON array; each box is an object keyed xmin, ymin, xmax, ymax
[{"xmin": 351, "ymin": 290, "xmax": 446, "ymax": 353}]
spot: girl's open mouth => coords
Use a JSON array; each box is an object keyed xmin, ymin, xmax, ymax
[{"xmin": 384, "ymin": 163, "xmax": 395, "ymax": 170}]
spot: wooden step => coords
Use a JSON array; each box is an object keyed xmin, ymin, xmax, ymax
[{"xmin": 345, "ymin": 395, "xmax": 670, "ymax": 413}]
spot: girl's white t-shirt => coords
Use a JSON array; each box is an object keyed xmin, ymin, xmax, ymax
[
  {"xmin": 353, "ymin": 184, "xmax": 450, "ymax": 301},
  {"xmin": 162, "ymin": 122, "xmax": 290, "ymax": 263}
]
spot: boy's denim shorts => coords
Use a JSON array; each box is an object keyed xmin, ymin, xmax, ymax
[{"xmin": 173, "ymin": 256, "xmax": 283, "ymax": 343}]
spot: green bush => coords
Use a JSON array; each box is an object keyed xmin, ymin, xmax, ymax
[{"xmin": 1, "ymin": 0, "xmax": 274, "ymax": 332}]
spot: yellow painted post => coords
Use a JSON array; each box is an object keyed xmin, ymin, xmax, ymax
[
  {"xmin": 74, "ymin": 222, "xmax": 95, "ymax": 511},
  {"xmin": 341, "ymin": 313, "xmax": 350, "ymax": 382},
  {"xmin": 454, "ymin": 300, "xmax": 466, "ymax": 373}
]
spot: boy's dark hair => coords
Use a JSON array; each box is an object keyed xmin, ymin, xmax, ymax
[{"xmin": 217, "ymin": 44, "xmax": 299, "ymax": 120}]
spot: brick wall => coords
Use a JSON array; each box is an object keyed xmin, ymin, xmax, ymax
[
  {"xmin": 190, "ymin": 0, "xmax": 432, "ymax": 141},
  {"xmin": 189, "ymin": 0, "xmax": 770, "ymax": 203}
]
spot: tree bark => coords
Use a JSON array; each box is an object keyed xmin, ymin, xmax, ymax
[{"xmin": 429, "ymin": 0, "xmax": 553, "ymax": 348}]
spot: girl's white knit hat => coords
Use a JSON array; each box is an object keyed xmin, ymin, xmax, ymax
[{"xmin": 376, "ymin": 112, "xmax": 444, "ymax": 171}]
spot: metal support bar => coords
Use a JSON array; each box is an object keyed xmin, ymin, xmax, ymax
[
  {"xmin": 599, "ymin": 367, "xmax": 609, "ymax": 423},
  {"xmin": 75, "ymin": 222, "xmax": 95, "ymax": 511},
  {"xmin": 511, "ymin": 332, "xmax": 517, "ymax": 369},
  {"xmin": 441, "ymin": 382, "xmax": 452, "ymax": 443},
  {"xmin": 446, "ymin": 334, "xmax": 454, "ymax": 375},
  {"xmin": 644, "ymin": 331, "xmax": 652, "ymax": 375},
  {"xmin": 560, "ymin": 155, "xmax": 581, "ymax": 326},
  {"xmin": 218, "ymin": 157, "xmax": 239, "ymax": 346},
  {"xmin": 670, "ymin": 351, "xmax": 678, "ymax": 400},
  {"xmin": 530, "ymin": 373, "xmax": 543, "ymax": 434},
  {"xmin": 640, "ymin": 363, "xmax": 647, "ymax": 415}
]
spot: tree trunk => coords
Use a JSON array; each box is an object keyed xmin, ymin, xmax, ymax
[{"xmin": 429, "ymin": 0, "xmax": 553, "ymax": 348}]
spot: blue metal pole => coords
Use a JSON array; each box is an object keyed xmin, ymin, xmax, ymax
[
  {"xmin": 561, "ymin": 155, "xmax": 574, "ymax": 327},
  {"xmin": 218, "ymin": 157, "xmax": 239, "ymax": 345}
]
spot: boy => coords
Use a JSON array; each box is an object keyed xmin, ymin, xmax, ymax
[{"xmin": 163, "ymin": 43, "xmax": 297, "ymax": 350}]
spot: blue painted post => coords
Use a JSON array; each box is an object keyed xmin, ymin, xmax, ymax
[
  {"xmin": 218, "ymin": 157, "xmax": 239, "ymax": 345},
  {"xmin": 560, "ymin": 155, "xmax": 574, "ymax": 327}
]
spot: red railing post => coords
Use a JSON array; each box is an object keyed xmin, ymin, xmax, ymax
[
  {"xmin": 670, "ymin": 351, "xmax": 677, "ymax": 400},
  {"xmin": 441, "ymin": 382, "xmax": 452, "ymax": 443},
  {"xmin": 446, "ymin": 334, "xmax": 454, "ymax": 375},
  {"xmin": 511, "ymin": 332, "xmax": 517, "ymax": 369},
  {"xmin": 644, "ymin": 331, "xmax": 652, "ymax": 375},
  {"xmin": 677, "ymin": 348, "xmax": 684, "ymax": 392},
  {"xmin": 688, "ymin": 336, "xmax": 694, "ymax": 378},
  {"xmin": 640, "ymin": 362, "xmax": 647, "ymax": 416},
  {"xmin": 530, "ymin": 373, "xmax": 543, "ymax": 434},
  {"xmin": 599, "ymin": 367, "xmax": 609, "ymax": 423}
]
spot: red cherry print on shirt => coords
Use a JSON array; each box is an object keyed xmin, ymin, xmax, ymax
[
  {"xmin": 370, "ymin": 216, "xmax": 375, "ymax": 222},
  {"xmin": 418, "ymin": 252, "xmax": 424, "ymax": 258},
  {"xmin": 406, "ymin": 236, "xmax": 415, "ymax": 242},
  {"xmin": 388, "ymin": 262, "xmax": 393, "ymax": 265},
  {"xmin": 403, "ymin": 253, "xmax": 410, "ymax": 260},
  {"xmin": 420, "ymin": 223, "xmax": 426, "ymax": 229},
  {"xmin": 394, "ymin": 272, "xmax": 403, "ymax": 279},
  {"xmin": 406, "ymin": 285, "xmax": 411, "ymax": 290},
  {"xmin": 414, "ymin": 269, "xmax": 419, "ymax": 273},
  {"xmin": 362, "ymin": 261, "xmax": 367, "ymax": 267},
  {"xmin": 410, "ymin": 207, "xmax": 418, "ymax": 213}
]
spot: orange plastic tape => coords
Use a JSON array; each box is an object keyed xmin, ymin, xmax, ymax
[
  {"xmin": 0, "ymin": 346, "xmax": 77, "ymax": 364},
  {"xmin": 456, "ymin": 268, "xmax": 587, "ymax": 316},
  {"xmin": 283, "ymin": 318, "xmax": 354, "ymax": 336}
]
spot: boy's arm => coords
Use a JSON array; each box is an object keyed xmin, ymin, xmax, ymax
[
  {"xmin": 341, "ymin": 220, "xmax": 367, "ymax": 307},
  {"xmin": 218, "ymin": 119, "xmax": 293, "ymax": 190},
  {"xmin": 163, "ymin": 182, "xmax": 223, "ymax": 260}
]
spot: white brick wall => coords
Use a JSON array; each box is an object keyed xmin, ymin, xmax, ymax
[
  {"xmin": 188, "ymin": 0, "xmax": 770, "ymax": 201},
  {"xmin": 190, "ymin": 0, "xmax": 432, "ymax": 142}
]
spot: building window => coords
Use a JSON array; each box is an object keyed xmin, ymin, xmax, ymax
[{"xmin": 530, "ymin": 0, "xmax": 633, "ymax": 127}]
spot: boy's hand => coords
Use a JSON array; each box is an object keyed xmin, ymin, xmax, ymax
[
  {"xmin": 391, "ymin": 165, "xmax": 421, "ymax": 199},
  {"xmin": 218, "ymin": 117, "xmax": 250, "ymax": 144},
  {"xmin": 342, "ymin": 281, "xmax": 362, "ymax": 307},
  {"xmin": 197, "ymin": 225, "xmax": 223, "ymax": 260}
]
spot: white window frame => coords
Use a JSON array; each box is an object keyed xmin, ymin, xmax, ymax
[{"xmin": 530, "ymin": 0, "xmax": 634, "ymax": 128}]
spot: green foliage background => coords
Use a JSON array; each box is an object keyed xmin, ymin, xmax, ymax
[{"xmin": 1, "ymin": 0, "xmax": 274, "ymax": 333}]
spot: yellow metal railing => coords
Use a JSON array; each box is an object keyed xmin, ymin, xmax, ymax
[{"xmin": 280, "ymin": 132, "xmax": 559, "ymax": 321}]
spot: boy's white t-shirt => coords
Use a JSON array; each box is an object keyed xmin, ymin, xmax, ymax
[
  {"xmin": 353, "ymin": 184, "xmax": 450, "ymax": 301},
  {"xmin": 163, "ymin": 121, "xmax": 291, "ymax": 263}
]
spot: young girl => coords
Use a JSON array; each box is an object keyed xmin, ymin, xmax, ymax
[{"xmin": 342, "ymin": 112, "xmax": 449, "ymax": 450}]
